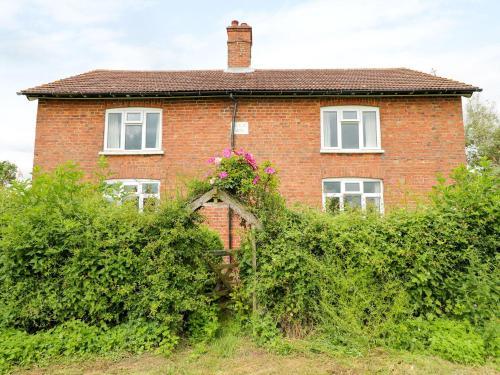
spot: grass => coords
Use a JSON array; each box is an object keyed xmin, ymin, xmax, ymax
[{"xmin": 12, "ymin": 330, "xmax": 499, "ymax": 375}]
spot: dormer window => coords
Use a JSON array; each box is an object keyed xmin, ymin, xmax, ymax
[
  {"xmin": 102, "ymin": 108, "xmax": 163, "ymax": 155},
  {"xmin": 320, "ymin": 106, "xmax": 383, "ymax": 153}
]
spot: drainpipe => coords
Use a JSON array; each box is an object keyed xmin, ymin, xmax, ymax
[
  {"xmin": 229, "ymin": 93, "xmax": 238, "ymax": 149},
  {"xmin": 228, "ymin": 93, "xmax": 238, "ymax": 252}
]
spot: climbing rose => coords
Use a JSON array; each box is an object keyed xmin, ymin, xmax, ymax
[
  {"xmin": 214, "ymin": 157, "xmax": 222, "ymax": 165},
  {"xmin": 207, "ymin": 156, "xmax": 215, "ymax": 164},
  {"xmin": 244, "ymin": 152, "xmax": 258, "ymax": 170},
  {"xmin": 252, "ymin": 175, "xmax": 260, "ymax": 185},
  {"xmin": 219, "ymin": 171, "xmax": 228, "ymax": 179},
  {"xmin": 264, "ymin": 167, "xmax": 276, "ymax": 174},
  {"xmin": 222, "ymin": 148, "xmax": 232, "ymax": 158}
]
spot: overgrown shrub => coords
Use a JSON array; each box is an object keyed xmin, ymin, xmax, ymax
[
  {"xmin": 0, "ymin": 163, "xmax": 222, "ymax": 370},
  {"xmin": 235, "ymin": 164, "xmax": 499, "ymax": 363},
  {"xmin": 388, "ymin": 318, "xmax": 486, "ymax": 365},
  {"xmin": 0, "ymin": 319, "xmax": 178, "ymax": 371}
]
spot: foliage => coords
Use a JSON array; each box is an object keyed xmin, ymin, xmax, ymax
[
  {"xmin": 0, "ymin": 161, "xmax": 17, "ymax": 187},
  {"xmin": 388, "ymin": 318, "xmax": 486, "ymax": 365},
  {"xmin": 0, "ymin": 319, "xmax": 178, "ymax": 372},
  {"xmin": 235, "ymin": 163, "xmax": 499, "ymax": 364},
  {"xmin": 0, "ymin": 163, "xmax": 222, "ymax": 371},
  {"xmin": 205, "ymin": 148, "xmax": 279, "ymax": 208},
  {"xmin": 465, "ymin": 95, "xmax": 500, "ymax": 168}
]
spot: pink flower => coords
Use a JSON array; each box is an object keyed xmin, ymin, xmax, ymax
[
  {"xmin": 264, "ymin": 167, "xmax": 276, "ymax": 175},
  {"xmin": 207, "ymin": 157, "xmax": 216, "ymax": 164},
  {"xmin": 234, "ymin": 148, "xmax": 245, "ymax": 156},
  {"xmin": 252, "ymin": 175, "xmax": 260, "ymax": 185},
  {"xmin": 219, "ymin": 171, "xmax": 228, "ymax": 179},
  {"xmin": 244, "ymin": 152, "xmax": 258, "ymax": 170},
  {"xmin": 222, "ymin": 148, "xmax": 232, "ymax": 158}
]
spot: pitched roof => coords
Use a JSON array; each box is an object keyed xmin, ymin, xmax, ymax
[{"xmin": 19, "ymin": 68, "xmax": 480, "ymax": 98}]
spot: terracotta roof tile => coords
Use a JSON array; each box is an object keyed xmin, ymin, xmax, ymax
[{"xmin": 19, "ymin": 68, "xmax": 480, "ymax": 98}]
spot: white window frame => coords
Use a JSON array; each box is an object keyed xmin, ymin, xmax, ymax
[
  {"xmin": 320, "ymin": 106, "xmax": 383, "ymax": 153},
  {"xmin": 106, "ymin": 179, "xmax": 160, "ymax": 211},
  {"xmin": 322, "ymin": 178, "xmax": 384, "ymax": 213},
  {"xmin": 101, "ymin": 108, "xmax": 163, "ymax": 155}
]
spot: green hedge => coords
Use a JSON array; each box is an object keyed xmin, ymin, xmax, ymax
[
  {"xmin": 236, "ymin": 164, "xmax": 499, "ymax": 363},
  {"xmin": 0, "ymin": 164, "xmax": 222, "ymax": 371},
  {"xmin": 0, "ymin": 319, "xmax": 178, "ymax": 370}
]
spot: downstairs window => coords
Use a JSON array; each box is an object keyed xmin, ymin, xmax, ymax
[
  {"xmin": 322, "ymin": 178, "xmax": 384, "ymax": 213},
  {"xmin": 106, "ymin": 179, "xmax": 160, "ymax": 211}
]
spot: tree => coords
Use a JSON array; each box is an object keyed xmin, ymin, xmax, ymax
[
  {"xmin": 0, "ymin": 161, "xmax": 18, "ymax": 186},
  {"xmin": 465, "ymin": 95, "xmax": 500, "ymax": 168}
]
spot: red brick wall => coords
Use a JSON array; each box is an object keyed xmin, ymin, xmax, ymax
[
  {"xmin": 33, "ymin": 96, "xmax": 466, "ymax": 240},
  {"xmin": 199, "ymin": 203, "xmax": 245, "ymax": 250}
]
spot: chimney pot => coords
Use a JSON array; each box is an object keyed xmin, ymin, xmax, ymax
[{"xmin": 231, "ymin": 20, "xmax": 239, "ymax": 26}]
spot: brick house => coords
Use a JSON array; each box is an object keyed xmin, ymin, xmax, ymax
[{"xmin": 20, "ymin": 20, "xmax": 480, "ymax": 247}]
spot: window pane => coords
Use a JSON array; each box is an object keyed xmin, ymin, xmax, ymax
[
  {"xmin": 107, "ymin": 113, "xmax": 122, "ymax": 148},
  {"xmin": 123, "ymin": 184, "xmax": 138, "ymax": 193},
  {"xmin": 363, "ymin": 111, "xmax": 378, "ymax": 148},
  {"xmin": 125, "ymin": 125, "xmax": 142, "ymax": 150},
  {"xmin": 126, "ymin": 112, "xmax": 141, "ymax": 122},
  {"xmin": 325, "ymin": 196, "xmax": 340, "ymax": 214},
  {"xmin": 366, "ymin": 197, "xmax": 381, "ymax": 212},
  {"xmin": 344, "ymin": 194, "xmax": 361, "ymax": 208},
  {"xmin": 142, "ymin": 182, "xmax": 159, "ymax": 194},
  {"xmin": 363, "ymin": 181, "xmax": 381, "ymax": 193},
  {"xmin": 341, "ymin": 122, "xmax": 359, "ymax": 148},
  {"xmin": 145, "ymin": 113, "xmax": 160, "ymax": 148},
  {"xmin": 345, "ymin": 182, "xmax": 360, "ymax": 192},
  {"xmin": 343, "ymin": 110, "xmax": 357, "ymax": 120},
  {"xmin": 323, "ymin": 181, "xmax": 340, "ymax": 193},
  {"xmin": 323, "ymin": 111, "xmax": 338, "ymax": 147}
]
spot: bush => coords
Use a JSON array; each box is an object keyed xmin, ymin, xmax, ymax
[
  {"xmin": 389, "ymin": 318, "xmax": 486, "ymax": 365},
  {"xmin": 0, "ymin": 319, "xmax": 178, "ymax": 372},
  {"xmin": 205, "ymin": 148, "xmax": 278, "ymax": 208},
  {"xmin": 0, "ymin": 163, "xmax": 222, "ymax": 370},
  {"xmin": 235, "ymin": 164, "xmax": 499, "ymax": 363}
]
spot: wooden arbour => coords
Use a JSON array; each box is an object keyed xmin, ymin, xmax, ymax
[{"xmin": 189, "ymin": 187, "xmax": 260, "ymax": 312}]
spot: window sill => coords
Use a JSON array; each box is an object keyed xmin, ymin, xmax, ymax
[
  {"xmin": 99, "ymin": 150, "xmax": 164, "ymax": 156},
  {"xmin": 320, "ymin": 149, "xmax": 385, "ymax": 154}
]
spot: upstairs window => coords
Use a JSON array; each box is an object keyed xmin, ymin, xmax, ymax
[
  {"xmin": 106, "ymin": 179, "xmax": 160, "ymax": 211},
  {"xmin": 105, "ymin": 108, "xmax": 162, "ymax": 152},
  {"xmin": 322, "ymin": 178, "xmax": 384, "ymax": 213},
  {"xmin": 321, "ymin": 106, "xmax": 381, "ymax": 151}
]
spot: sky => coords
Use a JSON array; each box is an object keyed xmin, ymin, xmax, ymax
[{"xmin": 1, "ymin": 0, "xmax": 499, "ymax": 177}]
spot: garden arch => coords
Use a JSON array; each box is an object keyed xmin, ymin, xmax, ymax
[{"xmin": 189, "ymin": 187, "xmax": 261, "ymax": 312}]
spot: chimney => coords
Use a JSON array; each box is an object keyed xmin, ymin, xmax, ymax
[{"xmin": 226, "ymin": 20, "xmax": 253, "ymax": 72}]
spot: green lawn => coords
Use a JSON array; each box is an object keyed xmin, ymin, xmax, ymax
[{"xmin": 13, "ymin": 335, "xmax": 498, "ymax": 375}]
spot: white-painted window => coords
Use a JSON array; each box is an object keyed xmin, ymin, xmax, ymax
[
  {"xmin": 104, "ymin": 108, "xmax": 162, "ymax": 152},
  {"xmin": 322, "ymin": 178, "xmax": 384, "ymax": 213},
  {"xmin": 106, "ymin": 179, "xmax": 160, "ymax": 211},
  {"xmin": 321, "ymin": 106, "xmax": 382, "ymax": 152}
]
